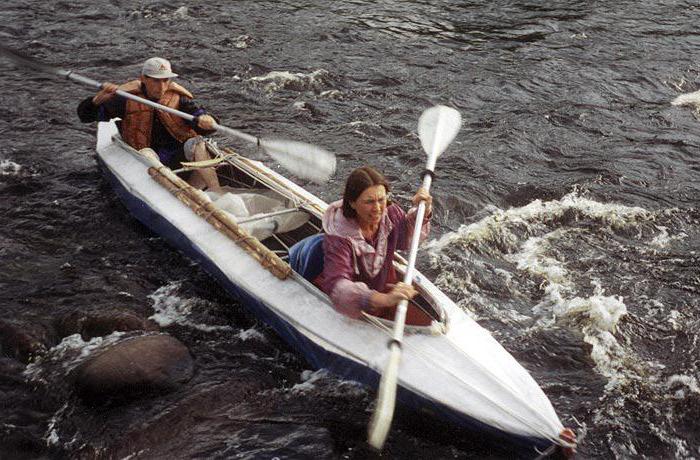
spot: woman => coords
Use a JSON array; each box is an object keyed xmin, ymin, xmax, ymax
[{"xmin": 320, "ymin": 166, "xmax": 432, "ymax": 320}]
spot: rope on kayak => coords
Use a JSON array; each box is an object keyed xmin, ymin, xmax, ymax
[
  {"xmin": 147, "ymin": 165, "xmax": 292, "ymax": 280},
  {"xmin": 533, "ymin": 445, "xmax": 558, "ymax": 459}
]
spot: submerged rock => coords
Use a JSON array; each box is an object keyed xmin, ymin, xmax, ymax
[
  {"xmin": 0, "ymin": 319, "xmax": 53, "ymax": 363},
  {"xmin": 73, "ymin": 334, "xmax": 193, "ymax": 404},
  {"xmin": 57, "ymin": 309, "xmax": 155, "ymax": 340}
]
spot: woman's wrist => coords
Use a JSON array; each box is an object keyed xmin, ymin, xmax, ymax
[
  {"xmin": 369, "ymin": 291, "xmax": 381, "ymax": 308},
  {"xmin": 369, "ymin": 291, "xmax": 388, "ymax": 309}
]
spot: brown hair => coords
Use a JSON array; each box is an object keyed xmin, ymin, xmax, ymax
[{"xmin": 342, "ymin": 166, "xmax": 391, "ymax": 218}]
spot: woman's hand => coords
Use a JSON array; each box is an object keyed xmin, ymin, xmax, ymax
[
  {"xmin": 412, "ymin": 187, "xmax": 432, "ymax": 215},
  {"xmin": 92, "ymin": 82, "xmax": 119, "ymax": 105},
  {"xmin": 369, "ymin": 282, "xmax": 417, "ymax": 312}
]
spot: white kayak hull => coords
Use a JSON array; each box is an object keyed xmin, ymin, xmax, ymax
[{"xmin": 95, "ymin": 120, "xmax": 566, "ymax": 454}]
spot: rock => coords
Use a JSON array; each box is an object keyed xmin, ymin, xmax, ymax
[
  {"xmin": 73, "ymin": 334, "xmax": 194, "ymax": 404},
  {"xmin": 57, "ymin": 310, "xmax": 155, "ymax": 340},
  {"xmin": 0, "ymin": 319, "xmax": 53, "ymax": 363}
]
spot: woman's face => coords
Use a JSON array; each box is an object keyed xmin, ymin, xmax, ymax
[{"xmin": 352, "ymin": 184, "xmax": 387, "ymax": 228}]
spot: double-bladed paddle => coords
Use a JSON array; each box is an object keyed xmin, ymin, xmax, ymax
[
  {"xmin": 367, "ymin": 105, "xmax": 462, "ymax": 449},
  {"xmin": 0, "ymin": 45, "xmax": 335, "ymax": 184}
]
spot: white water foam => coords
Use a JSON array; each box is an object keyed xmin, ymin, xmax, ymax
[
  {"xmin": 427, "ymin": 192, "xmax": 650, "ymax": 254},
  {"xmin": 23, "ymin": 328, "xmax": 126, "ymax": 439},
  {"xmin": 44, "ymin": 403, "xmax": 69, "ymax": 447},
  {"xmin": 148, "ymin": 281, "xmax": 232, "ymax": 332},
  {"xmin": 509, "ymin": 230, "xmax": 570, "ymax": 286},
  {"xmin": 671, "ymin": 89, "xmax": 700, "ymax": 109},
  {"xmin": 249, "ymin": 69, "xmax": 330, "ymax": 93},
  {"xmin": 23, "ymin": 333, "xmax": 123, "ymax": 383},
  {"xmin": 428, "ymin": 192, "xmax": 700, "ymax": 456},
  {"xmin": 0, "ymin": 159, "xmax": 24, "ymax": 176},
  {"xmin": 649, "ymin": 226, "xmax": 687, "ymax": 248},
  {"xmin": 426, "ymin": 193, "xmax": 664, "ymax": 392},
  {"xmin": 666, "ymin": 374, "xmax": 700, "ymax": 398},
  {"xmin": 507, "ymin": 230, "xmax": 627, "ymax": 333},
  {"xmin": 507, "ymin": 231, "xmax": 631, "ymax": 388},
  {"xmin": 289, "ymin": 369, "xmax": 366, "ymax": 398},
  {"xmin": 291, "ymin": 369, "xmax": 329, "ymax": 394},
  {"xmin": 234, "ymin": 327, "xmax": 267, "ymax": 342}
]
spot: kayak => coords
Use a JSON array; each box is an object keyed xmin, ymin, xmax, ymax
[{"xmin": 95, "ymin": 119, "xmax": 571, "ymax": 455}]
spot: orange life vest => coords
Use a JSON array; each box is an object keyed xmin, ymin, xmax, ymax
[{"xmin": 118, "ymin": 80, "xmax": 199, "ymax": 150}]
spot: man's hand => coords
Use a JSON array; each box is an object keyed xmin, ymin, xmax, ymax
[
  {"xmin": 196, "ymin": 114, "xmax": 217, "ymax": 130},
  {"xmin": 92, "ymin": 82, "xmax": 119, "ymax": 105}
]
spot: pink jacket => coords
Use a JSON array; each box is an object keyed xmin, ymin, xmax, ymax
[{"xmin": 320, "ymin": 200, "xmax": 431, "ymax": 318}]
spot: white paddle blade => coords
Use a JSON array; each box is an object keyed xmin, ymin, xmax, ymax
[
  {"xmin": 418, "ymin": 105, "xmax": 462, "ymax": 158},
  {"xmin": 261, "ymin": 139, "xmax": 336, "ymax": 184}
]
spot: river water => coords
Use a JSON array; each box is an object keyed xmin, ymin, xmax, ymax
[{"xmin": 1, "ymin": 1, "xmax": 699, "ymax": 459}]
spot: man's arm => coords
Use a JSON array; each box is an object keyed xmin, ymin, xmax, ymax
[
  {"xmin": 76, "ymin": 89, "xmax": 125, "ymax": 123},
  {"xmin": 179, "ymin": 97, "xmax": 218, "ymax": 134}
]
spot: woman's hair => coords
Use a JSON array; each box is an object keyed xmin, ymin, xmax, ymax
[{"xmin": 342, "ymin": 166, "xmax": 391, "ymax": 218}]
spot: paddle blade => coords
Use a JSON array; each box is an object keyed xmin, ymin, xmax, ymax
[
  {"xmin": 0, "ymin": 45, "xmax": 67, "ymax": 78},
  {"xmin": 260, "ymin": 138, "xmax": 336, "ymax": 184},
  {"xmin": 418, "ymin": 105, "xmax": 462, "ymax": 159}
]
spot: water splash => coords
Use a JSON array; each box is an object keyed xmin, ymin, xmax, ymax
[
  {"xmin": 289, "ymin": 369, "xmax": 366, "ymax": 398},
  {"xmin": 148, "ymin": 281, "xmax": 232, "ymax": 332},
  {"xmin": 671, "ymin": 89, "xmax": 700, "ymax": 109},
  {"xmin": 249, "ymin": 69, "xmax": 333, "ymax": 93},
  {"xmin": 23, "ymin": 333, "xmax": 125, "ymax": 384},
  {"xmin": 426, "ymin": 192, "xmax": 699, "ymax": 456},
  {"xmin": 0, "ymin": 159, "xmax": 27, "ymax": 176},
  {"xmin": 427, "ymin": 192, "xmax": 651, "ymax": 257}
]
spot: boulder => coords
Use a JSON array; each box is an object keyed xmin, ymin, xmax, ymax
[
  {"xmin": 57, "ymin": 309, "xmax": 154, "ymax": 340},
  {"xmin": 0, "ymin": 319, "xmax": 53, "ymax": 363},
  {"xmin": 73, "ymin": 334, "xmax": 193, "ymax": 404}
]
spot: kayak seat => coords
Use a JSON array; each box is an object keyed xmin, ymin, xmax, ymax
[{"xmin": 288, "ymin": 234, "xmax": 325, "ymax": 282}]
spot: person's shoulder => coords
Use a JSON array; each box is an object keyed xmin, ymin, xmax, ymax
[
  {"xmin": 323, "ymin": 234, "xmax": 353, "ymax": 251},
  {"xmin": 169, "ymin": 82, "xmax": 194, "ymax": 99}
]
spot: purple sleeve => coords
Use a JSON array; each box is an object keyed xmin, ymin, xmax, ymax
[
  {"xmin": 179, "ymin": 97, "xmax": 217, "ymax": 135},
  {"xmin": 389, "ymin": 204, "xmax": 431, "ymax": 251},
  {"xmin": 77, "ymin": 96, "xmax": 125, "ymax": 123},
  {"xmin": 321, "ymin": 235, "xmax": 372, "ymax": 319}
]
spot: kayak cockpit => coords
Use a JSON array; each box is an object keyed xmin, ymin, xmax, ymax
[
  {"xmin": 135, "ymin": 138, "xmax": 448, "ymax": 334},
  {"xmin": 208, "ymin": 148, "xmax": 447, "ymax": 333}
]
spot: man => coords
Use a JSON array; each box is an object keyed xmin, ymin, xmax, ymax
[{"xmin": 77, "ymin": 57, "xmax": 220, "ymax": 190}]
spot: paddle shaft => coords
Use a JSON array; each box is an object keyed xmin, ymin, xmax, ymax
[
  {"xmin": 390, "ymin": 130, "xmax": 439, "ymax": 332},
  {"xmin": 64, "ymin": 71, "xmax": 259, "ymax": 145},
  {"xmin": 367, "ymin": 167, "xmax": 434, "ymax": 449},
  {"xmin": 390, "ymin": 173, "xmax": 433, "ymax": 338}
]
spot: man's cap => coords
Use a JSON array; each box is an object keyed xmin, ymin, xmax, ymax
[{"xmin": 141, "ymin": 57, "xmax": 178, "ymax": 79}]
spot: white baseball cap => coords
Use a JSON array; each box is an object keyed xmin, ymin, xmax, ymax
[{"xmin": 141, "ymin": 57, "xmax": 178, "ymax": 79}]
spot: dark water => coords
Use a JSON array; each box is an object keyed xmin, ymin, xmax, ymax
[{"xmin": 1, "ymin": 1, "xmax": 699, "ymax": 458}]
